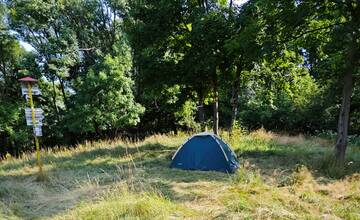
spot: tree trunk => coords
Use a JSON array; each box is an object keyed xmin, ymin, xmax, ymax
[
  {"xmin": 335, "ymin": 7, "xmax": 360, "ymax": 164},
  {"xmin": 51, "ymin": 78, "xmax": 60, "ymax": 120},
  {"xmin": 213, "ymin": 87, "xmax": 219, "ymax": 135},
  {"xmin": 58, "ymin": 77, "xmax": 68, "ymax": 109},
  {"xmin": 335, "ymin": 71, "xmax": 353, "ymax": 164},
  {"xmin": 0, "ymin": 60, "xmax": 7, "ymax": 95},
  {"xmin": 198, "ymin": 93, "xmax": 205, "ymax": 126},
  {"xmin": 229, "ymin": 67, "xmax": 241, "ymax": 136}
]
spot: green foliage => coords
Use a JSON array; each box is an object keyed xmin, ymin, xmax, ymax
[
  {"xmin": 235, "ymin": 50, "xmax": 319, "ymax": 131},
  {"xmin": 65, "ymin": 44, "xmax": 144, "ymax": 135},
  {"xmin": 1, "ymin": 0, "xmax": 147, "ymax": 153},
  {"xmin": 0, "ymin": 9, "xmax": 33, "ymax": 155},
  {"xmin": 1, "ymin": 0, "xmax": 360, "ymax": 158},
  {"xmin": 174, "ymin": 100, "xmax": 199, "ymax": 130},
  {"xmin": 0, "ymin": 102, "xmax": 29, "ymax": 146}
]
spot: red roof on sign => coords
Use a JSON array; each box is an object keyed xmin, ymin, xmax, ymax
[{"xmin": 19, "ymin": 76, "xmax": 38, "ymax": 82}]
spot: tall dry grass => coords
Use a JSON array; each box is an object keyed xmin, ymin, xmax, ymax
[{"xmin": 0, "ymin": 129, "xmax": 359, "ymax": 219}]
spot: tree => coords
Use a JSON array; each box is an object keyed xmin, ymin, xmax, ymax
[
  {"xmin": 127, "ymin": 0, "xmax": 235, "ymax": 135},
  {"xmin": 64, "ymin": 43, "xmax": 144, "ymax": 138},
  {"xmin": 237, "ymin": 50, "xmax": 318, "ymax": 132},
  {"xmin": 183, "ymin": 10, "xmax": 233, "ymax": 135},
  {"xmin": 225, "ymin": 1, "xmax": 264, "ymax": 135},
  {"xmin": 257, "ymin": 0, "xmax": 360, "ymax": 164},
  {"xmin": 5, "ymin": 0, "xmax": 145, "ymax": 149},
  {"xmin": 0, "ymin": 2, "xmax": 32, "ymax": 156}
]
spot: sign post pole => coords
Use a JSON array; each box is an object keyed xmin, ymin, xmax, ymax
[
  {"xmin": 27, "ymin": 82, "xmax": 42, "ymax": 174},
  {"xmin": 19, "ymin": 76, "xmax": 44, "ymax": 178}
]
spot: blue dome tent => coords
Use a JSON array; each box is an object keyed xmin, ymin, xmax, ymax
[{"xmin": 170, "ymin": 132, "xmax": 239, "ymax": 173}]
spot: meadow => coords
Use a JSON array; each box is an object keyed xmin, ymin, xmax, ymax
[{"xmin": 0, "ymin": 129, "xmax": 359, "ymax": 220}]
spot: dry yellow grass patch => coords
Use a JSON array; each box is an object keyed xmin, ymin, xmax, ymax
[{"xmin": 0, "ymin": 131, "xmax": 359, "ymax": 219}]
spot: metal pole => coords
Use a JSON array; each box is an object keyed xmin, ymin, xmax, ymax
[{"xmin": 27, "ymin": 82, "xmax": 42, "ymax": 174}]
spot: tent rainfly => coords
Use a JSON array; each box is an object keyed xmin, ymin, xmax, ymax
[{"xmin": 170, "ymin": 132, "xmax": 239, "ymax": 173}]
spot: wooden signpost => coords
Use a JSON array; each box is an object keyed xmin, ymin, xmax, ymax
[{"xmin": 19, "ymin": 76, "xmax": 43, "ymax": 176}]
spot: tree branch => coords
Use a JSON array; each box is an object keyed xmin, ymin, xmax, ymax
[
  {"xmin": 79, "ymin": 47, "xmax": 96, "ymax": 51},
  {"xmin": 282, "ymin": 21, "xmax": 348, "ymax": 44}
]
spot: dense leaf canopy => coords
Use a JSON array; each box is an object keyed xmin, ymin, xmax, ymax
[{"xmin": 0, "ymin": 0, "xmax": 358, "ymax": 162}]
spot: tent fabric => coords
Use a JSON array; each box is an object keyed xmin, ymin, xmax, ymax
[{"xmin": 170, "ymin": 133, "xmax": 239, "ymax": 173}]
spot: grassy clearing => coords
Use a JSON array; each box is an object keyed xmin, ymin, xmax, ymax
[{"xmin": 0, "ymin": 130, "xmax": 359, "ymax": 219}]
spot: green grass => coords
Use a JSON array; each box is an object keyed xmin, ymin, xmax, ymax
[{"xmin": 0, "ymin": 130, "xmax": 359, "ymax": 219}]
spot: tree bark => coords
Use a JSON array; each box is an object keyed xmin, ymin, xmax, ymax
[
  {"xmin": 58, "ymin": 77, "xmax": 68, "ymax": 109},
  {"xmin": 198, "ymin": 93, "xmax": 205, "ymax": 127},
  {"xmin": 335, "ymin": 70, "xmax": 353, "ymax": 164},
  {"xmin": 334, "ymin": 4, "xmax": 359, "ymax": 165},
  {"xmin": 229, "ymin": 67, "xmax": 241, "ymax": 136},
  {"xmin": 51, "ymin": 78, "xmax": 60, "ymax": 120},
  {"xmin": 213, "ymin": 86, "xmax": 219, "ymax": 135}
]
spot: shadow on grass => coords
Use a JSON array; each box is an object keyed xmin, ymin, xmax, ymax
[
  {"xmin": 235, "ymin": 143, "xmax": 360, "ymax": 179},
  {"xmin": 1, "ymin": 139, "xmax": 359, "ymax": 219},
  {"xmin": 0, "ymin": 142, "xmax": 230, "ymax": 183},
  {"xmin": 0, "ymin": 141, "xmax": 230, "ymax": 219},
  {"xmin": 2, "ymin": 140, "xmax": 358, "ymax": 184}
]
